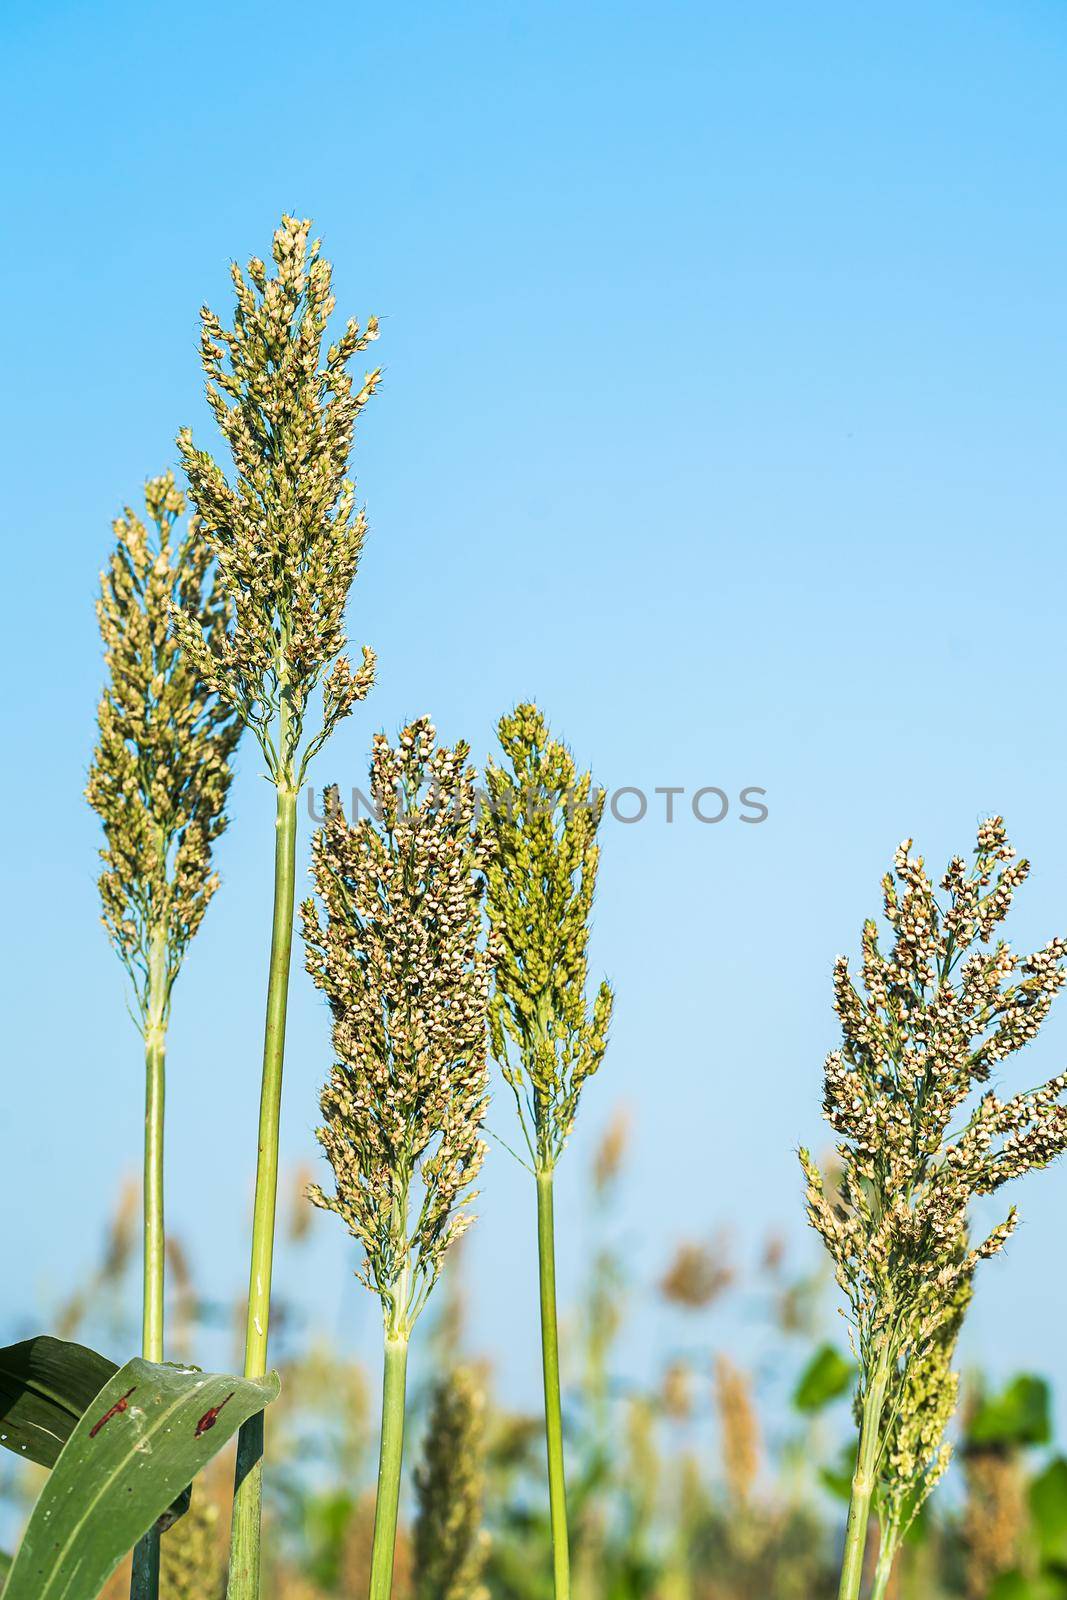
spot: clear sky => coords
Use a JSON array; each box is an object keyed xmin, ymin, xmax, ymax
[{"xmin": 3, "ymin": 0, "xmax": 1067, "ymax": 1436}]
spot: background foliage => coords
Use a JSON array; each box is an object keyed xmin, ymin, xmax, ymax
[{"xmin": 5, "ymin": 1118, "xmax": 1065, "ymax": 1600}]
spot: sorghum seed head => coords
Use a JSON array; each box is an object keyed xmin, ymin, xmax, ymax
[
  {"xmin": 484, "ymin": 703, "xmax": 614, "ymax": 1169},
  {"xmin": 303, "ymin": 719, "xmax": 493, "ymax": 1336},
  {"xmin": 802, "ymin": 821, "xmax": 1067, "ymax": 1541},
  {"xmin": 86, "ymin": 472, "xmax": 241, "ymax": 1026},
  {"xmin": 413, "ymin": 1368, "xmax": 491, "ymax": 1600},
  {"xmin": 173, "ymin": 216, "xmax": 379, "ymax": 788}
]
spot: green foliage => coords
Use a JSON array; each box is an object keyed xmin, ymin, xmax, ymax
[
  {"xmin": 414, "ymin": 1369, "xmax": 490, "ymax": 1600},
  {"xmin": 990, "ymin": 1574, "xmax": 1067, "ymax": 1600},
  {"xmin": 2, "ymin": 1357, "xmax": 278, "ymax": 1600},
  {"xmin": 970, "ymin": 1377, "xmax": 1053, "ymax": 1449},
  {"xmin": 7, "ymin": 1125, "xmax": 1067, "ymax": 1600},
  {"xmin": 1031, "ymin": 1456, "xmax": 1067, "ymax": 1567},
  {"xmin": 0, "ymin": 1336, "xmax": 118, "ymax": 1469},
  {"xmin": 792, "ymin": 1344, "xmax": 853, "ymax": 1414},
  {"xmin": 0, "ymin": 1337, "xmax": 191, "ymax": 1540},
  {"xmin": 819, "ymin": 1444, "xmax": 856, "ymax": 1504},
  {"xmin": 302, "ymin": 1490, "xmax": 358, "ymax": 1592}
]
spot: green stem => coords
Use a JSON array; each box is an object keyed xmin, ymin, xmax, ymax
[
  {"xmin": 130, "ymin": 1534, "xmax": 160, "ymax": 1600},
  {"xmin": 142, "ymin": 930, "xmax": 167, "ymax": 1365},
  {"xmin": 368, "ymin": 1335, "xmax": 409, "ymax": 1600},
  {"xmin": 226, "ymin": 783, "xmax": 298, "ymax": 1600},
  {"xmin": 870, "ymin": 1534, "xmax": 896, "ymax": 1600},
  {"xmin": 131, "ymin": 927, "xmax": 168, "ymax": 1600},
  {"xmin": 537, "ymin": 1167, "xmax": 570, "ymax": 1600},
  {"xmin": 837, "ymin": 1352, "xmax": 892, "ymax": 1600}
]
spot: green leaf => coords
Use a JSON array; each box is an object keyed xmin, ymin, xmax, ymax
[
  {"xmin": 0, "ymin": 1336, "xmax": 192, "ymax": 1535},
  {"xmin": 818, "ymin": 1442, "xmax": 856, "ymax": 1503},
  {"xmin": 303, "ymin": 1489, "xmax": 356, "ymax": 1590},
  {"xmin": 3, "ymin": 1357, "xmax": 279, "ymax": 1600},
  {"xmin": 1031, "ymin": 1457, "xmax": 1067, "ymax": 1566},
  {"xmin": 968, "ymin": 1375, "xmax": 1051, "ymax": 1448},
  {"xmin": 0, "ymin": 1336, "xmax": 118, "ymax": 1467},
  {"xmin": 990, "ymin": 1572, "xmax": 1067, "ymax": 1600},
  {"xmin": 793, "ymin": 1344, "xmax": 854, "ymax": 1413}
]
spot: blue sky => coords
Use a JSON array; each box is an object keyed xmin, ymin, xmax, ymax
[{"xmin": 3, "ymin": 0, "xmax": 1067, "ymax": 1444}]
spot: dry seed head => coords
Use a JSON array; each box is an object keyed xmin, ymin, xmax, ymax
[
  {"xmin": 659, "ymin": 1236, "xmax": 734, "ymax": 1309},
  {"xmin": 174, "ymin": 216, "xmax": 379, "ymax": 789},
  {"xmin": 592, "ymin": 1105, "xmax": 631, "ymax": 1195},
  {"xmin": 962, "ymin": 1437, "xmax": 1027, "ymax": 1599},
  {"xmin": 86, "ymin": 473, "xmax": 241, "ymax": 1027},
  {"xmin": 484, "ymin": 703, "xmax": 614, "ymax": 1169},
  {"xmin": 715, "ymin": 1355, "xmax": 761, "ymax": 1506},
  {"xmin": 303, "ymin": 719, "xmax": 493, "ymax": 1336},
  {"xmin": 288, "ymin": 1162, "xmax": 317, "ymax": 1244},
  {"xmin": 661, "ymin": 1358, "xmax": 694, "ymax": 1422}
]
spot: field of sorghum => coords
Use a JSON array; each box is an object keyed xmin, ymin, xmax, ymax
[
  {"xmin": 5, "ymin": 1130, "xmax": 1066, "ymax": 1600},
  {"xmin": 3, "ymin": 212, "xmax": 1066, "ymax": 1600}
]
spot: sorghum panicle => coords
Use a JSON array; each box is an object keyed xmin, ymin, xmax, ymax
[
  {"xmin": 413, "ymin": 1368, "xmax": 491, "ymax": 1600},
  {"xmin": 962, "ymin": 1431, "xmax": 1028, "ymax": 1597},
  {"xmin": 877, "ymin": 1263, "xmax": 970, "ymax": 1540},
  {"xmin": 715, "ymin": 1355, "xmax": 761, "ymax": 1507},
  {"xmin": 484, "ymin": 703, "xmax": 613, "ymax": 1170},
  {"xmin": 659, "ymin": 1239, "xmax": 734, "ymax": 1310},
  {"xmin": 172, "ymin": 215, "xmax": 379, "ymax": 786},
  {"xmin": 802, "ymin": 819, "xmax": 1067, "ymax": 1540},
  {"xmin": 303, "ymin": 719, "xmax": 494, "ymax": 1335},
  {"xmin": 86, "ymin": 471, "xmax": 241, "ymax": 1019}
]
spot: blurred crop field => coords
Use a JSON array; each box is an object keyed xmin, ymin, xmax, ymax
[{"xmin": 5, "ymin": 1115, "xmax": 1063, "ymax": 1600}]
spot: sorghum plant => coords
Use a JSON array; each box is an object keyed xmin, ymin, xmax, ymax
[
  {"xmin": 86, "ymin": 471, "xmax": 240, "ymax": 1598},
  {"xmin": 962, "ymin": 1417, "xmax": 1029, "ymax": 1599},
  {"xmin": 302, "ymin": 720, "xmax": 493, "ymax": 1600},
  {"xmin": 800, "ymin": 819, "xmax": 1067, "ymax": 1600},
  {"xmin": 484, "ymin": 703, "xmax": 614, "ymax": 1600},
  {"xmin": 413, "ymin": 1369, "xmax": 491, "ymax": 1600},
  {"xmin": 715, "ymin": 1356, "xmax": 761, "ymax": 1511},
  {"xmin": 172, "ymin": 215, "xmax": 380, "ymax": 1596},
  {"xmin": 869, "ymin": 1266, "xmax": 970, "ymax": 1599}
]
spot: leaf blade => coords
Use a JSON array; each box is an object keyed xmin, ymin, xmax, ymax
[
  {"xmin": 792, "ymin": 1343, "xmax": 854, "ymax": 1414},
  {"xmin": 3, "ymin": 1357, "xmax": 279, "ymax": 1600},
  {"xmin": 0, "ymin": 1337, "xmax": 118, "ymax": 1468},
  {"xmin": 968, "ymin": 1374, "xmax": 1052, "ymax": 1448}
]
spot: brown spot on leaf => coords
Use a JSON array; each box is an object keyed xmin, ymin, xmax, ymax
[
  {"xmin": 89, "ymin": 1387, "xmax": 137, "ymax": 1438},
  {"xmin": 194, "ymin": 1392, "xmax": 235, "ymax": 1438}
]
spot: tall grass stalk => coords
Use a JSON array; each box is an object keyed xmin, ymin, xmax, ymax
[
  {"xmin": 835, "ymin": 1352, "xmax": 890, "ymax": 1600},
  {"xmin": 801, "ymin": 820, "xmax": 1067, "ymax": 1600},
  {"xmin": 141, "ymin": 925, "xmax": 168, "ymax": 1366},
  {"xmin": 130, "ymin": 928, "xmax": 169, "ymax": 1600},
  {"xmin": 173, "ymin": 215, "xmax": 380, "ymax": 1598},
  {"xmin": 87, "ymin": 473, "xmax": 240, "ymax": 1600},
  {"xmin": 484, "ymin": 704, "xmax": 614, "ymax": 1600},
  {"xmin": 870, "ymin": 1539, "xmax": 896, "ymax": 1600},
  {"xmin": 535, "ymin": 1169, "xmax": 568, "ymax": 1599},
  {"xmin": 302, "ymin": 722, "xmax": 493, "ymax": 1600}
]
